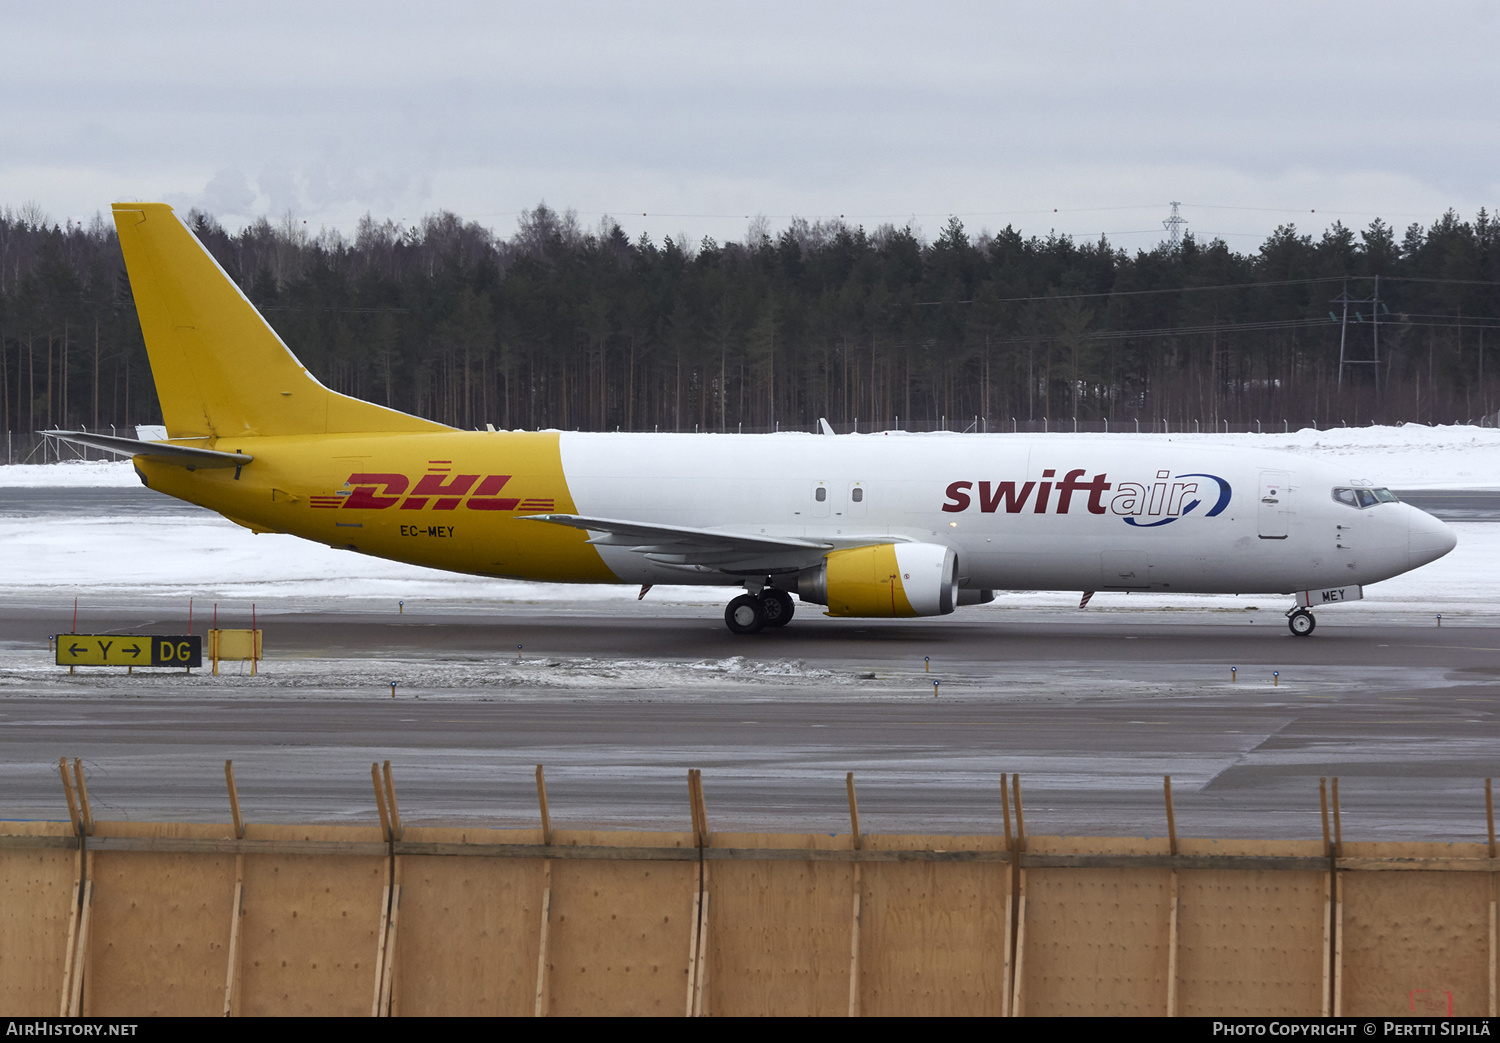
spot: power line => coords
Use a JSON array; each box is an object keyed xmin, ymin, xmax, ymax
[
  {"xmin": 912, "ymin": 273, "xmax": 1500, "ymax": 308},
  {"xmin": 890, "ymin": 313, "xmax": 1500, "ymax": 352},
  {"xmin": 913, "ymin": 275, "xmax": 1348, "ymax": 307}
]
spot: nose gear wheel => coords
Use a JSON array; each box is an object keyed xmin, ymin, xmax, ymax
[{"xmin": 1287, "ymin": 608, "xmax": 1316, "ymax": 636}]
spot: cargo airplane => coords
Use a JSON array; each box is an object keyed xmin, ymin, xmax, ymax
[{"xmin": 50, "ymin": 204, "xmax": 1457, "ymax": 636}]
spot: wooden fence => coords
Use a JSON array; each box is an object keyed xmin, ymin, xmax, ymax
[{"xmin": 1, "ymin": 761, "xmax": 1495, "ymax": 1016}]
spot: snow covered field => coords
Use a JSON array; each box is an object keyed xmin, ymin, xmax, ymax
[
  {"xmin": 7, "ymin": 423, "xmax": 1500, "ymax": 490},
  {"xmin": 1, "ymin": 425, "xmax": 1496, "ymax": 619}
]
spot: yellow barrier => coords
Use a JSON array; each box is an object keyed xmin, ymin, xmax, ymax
[{"xmin": 209, "ymin": 629, "xmax": 262, "ymax": 676}]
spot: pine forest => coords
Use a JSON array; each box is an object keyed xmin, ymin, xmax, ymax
[{"xmin": 2, "ymin": 202, "xmax": 1499, "ymax": 461}]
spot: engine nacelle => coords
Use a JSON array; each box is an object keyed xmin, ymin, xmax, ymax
[{"xmin": 791, "ymin": 542, "xmax": 958, "ymax": 617}]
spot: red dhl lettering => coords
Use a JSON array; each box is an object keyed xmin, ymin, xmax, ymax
[
  {"xmin": 400, "ymin": 472, "xmax": 479, "ymax": 510},
  {"xmin": 339, "ymin": 472, "xmax": 545, "ymax": 512},
  {"xmin": 345, "ymin": 473, "xmax": 407, "ymax": 509},
  {"xmin": 466, "ymin": 474, "xmax": 521, "ymax": 510}
]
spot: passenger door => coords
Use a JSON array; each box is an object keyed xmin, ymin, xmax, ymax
[
  {"xmin": 1258, "ymin": 470, "xmax": 1290, "ymax": 539},
  {"xmin": 811, "ymin": 481, "xmax": 831, "ymax": 518}
]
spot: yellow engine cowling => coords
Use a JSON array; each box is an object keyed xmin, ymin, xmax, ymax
[{"xmin": 793, "ymin": 543, "xmax": 958, "ymax": 617}]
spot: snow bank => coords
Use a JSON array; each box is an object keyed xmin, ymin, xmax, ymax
[
  {"xmin": 1077, "ymin": 423, "xmax": 1500, "ymax": 489},
  {"xmin": 0, "ymin": 512, "xmax": 726, "ymax": 603},
  {"xmin": 4, "ymin": 424, "xmax": 1499, "ymax": 488},
  {"xmin": 0, "ymin": 459, "xmax": 140, "ymax": 488},
  {"xmin": 0, "ymin": 510, "xmax": 1490, "ymax": 613},
  {"xmin": 0, "ymin": 424, "xmax": 1492, "ymax": 616}
]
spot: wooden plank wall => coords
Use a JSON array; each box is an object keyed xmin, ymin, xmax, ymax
[
  {"xmin": 3, "ymin": 822, "xmax": 1497, "ymax": 1016},
  {"xmin": 1017, "ymin": 836, "xmax": 1330, "ymax": 1017},
  {"xmin": 0, "ymin": 821, "xmax": 75, "ymax": 1015},
  {"xmin": 1017, "ymin": 836, "xmax": 1176, "ymax": 1016},
  {"xmin": 233, "ymin": 824, "xmax": 387, "ymax": 1017},
  {"xmin": 857, "ymin": 834, "xmax": 1011, "ymax": 1016},
  {"xmin": 392, "ymin": 826, "xmax": 546, "ymax": 1016},
  {"xmin": 542, "ymin": 830, "xmax": 699, "ymax": 1016},
  {"xmin": 1338, "ymin": 841, "xmax": 1492, "ymax": 1017},
  {"xmin": 82, "ymin": 821, "xmax": 237, "ymax": 1016},
  {"xmin": 1174, "ymin": 838, "xmax": 1328, "ymax": 1017},
  {"xmin": 702, "ymin": 832, "xmax": 864, "ymax": 1016}
]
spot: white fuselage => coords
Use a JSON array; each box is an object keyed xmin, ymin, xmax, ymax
[{"xmin": 559, "ymin": 432, "xmax": 1456, "ymax": 594}]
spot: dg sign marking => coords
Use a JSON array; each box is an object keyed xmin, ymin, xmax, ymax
[{"xmin": 56, "ymin": 635, "xmax": 202, "ymax": 668}]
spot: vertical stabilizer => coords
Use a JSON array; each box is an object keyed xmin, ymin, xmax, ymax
[{"xmin": 112, "ymin": 202, "xmax": 448, "ymax": 438}]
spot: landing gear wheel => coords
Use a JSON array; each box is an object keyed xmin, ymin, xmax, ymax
[
  {"xmin": 725, "ymin": 593, "xmax": 766, "ymax": 634},
  {"xmin": 761, "ymin": 589, "xmax": 795, "ymax": 627},
  {"xmin": 1287, "ymin": 609, "xmax": 1316, "ymax": 637}
]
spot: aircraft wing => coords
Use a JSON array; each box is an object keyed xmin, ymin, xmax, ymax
[
  {"xmin": 523, "ymin": 513, "xmax": 837, "ymax": 572},
  {"xmin": 43, "ymin": 430, "xmax": 252, "ymax": 469}
]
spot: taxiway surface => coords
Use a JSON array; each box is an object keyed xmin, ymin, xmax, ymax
[{"xmin": 1, "ymin": 600, "xmax": 1496, "ymax": 843}]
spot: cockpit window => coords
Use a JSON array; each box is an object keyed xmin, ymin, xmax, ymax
[{"xmin": 1333, "ymin": 487, "xmax": 1399, "ymax": 509}]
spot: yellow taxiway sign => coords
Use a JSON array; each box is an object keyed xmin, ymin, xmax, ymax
[{"xmin": 56, "ymin": 635, "xmax": 202, "ymax": 668}]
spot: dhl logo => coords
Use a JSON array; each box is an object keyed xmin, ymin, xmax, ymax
[{"xmin": 310, "ymin": 464, "xmax": 555, "ymax": 513}]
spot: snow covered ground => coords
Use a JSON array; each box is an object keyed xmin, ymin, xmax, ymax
[
  {"xmin": 0, "ymin": 424, "xmax": 1496, "ymax": 618},
  {"xmin": 8, "ymin": 423, "xmax": 1500, "ymax": 490}
]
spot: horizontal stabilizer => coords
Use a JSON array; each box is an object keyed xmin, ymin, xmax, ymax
[{"xmin": 43, "ymin": 430, "xmax": 252, "ymax": 469}]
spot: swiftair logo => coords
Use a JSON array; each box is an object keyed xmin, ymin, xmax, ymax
[
  {"xmin": 1115, "ymin": 471, "xmax": 1231, "ymax": 527},
  {"xmin": 942, "ymin": 468, "xmax": 1230, "ymax": 526},
  {"xmin": 310, "ymin": 463, "xmax": 555, "ymax": 513}
]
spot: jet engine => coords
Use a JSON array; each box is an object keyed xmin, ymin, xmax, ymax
[{"xmin": 791, "ymin": 542, "xmax": 958, "ymax": 617}]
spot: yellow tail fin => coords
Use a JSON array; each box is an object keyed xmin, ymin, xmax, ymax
[{"xmin": 112, "ymin": 202, "xmax": 448, "ymax": 439}]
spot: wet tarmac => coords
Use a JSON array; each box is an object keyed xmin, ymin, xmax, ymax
[{"xmin": 1, "ymin": 600, "xmax": 1496, "ymax": 843}]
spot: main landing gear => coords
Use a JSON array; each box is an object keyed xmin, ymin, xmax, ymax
[
  {"xmin": 725, "ymin": 588, "xmax": 796, "ymax": 634},
  {"xmin": 1286, "ymin": 607, "xmax": 1316, "ymax": 637}
]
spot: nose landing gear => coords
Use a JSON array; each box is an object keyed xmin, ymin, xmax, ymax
[
  {"xmin": 1286, "ymin": 607, "xmax": 1316, "ymax": 637},
  {"xmin": 724, "ymin": 588, "xmax": 797, "ymax": 634}
]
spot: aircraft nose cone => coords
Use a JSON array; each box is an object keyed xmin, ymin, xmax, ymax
[{"xmin": 1408, "ymin": 507, "xmax": 1457, "ymax": 569}]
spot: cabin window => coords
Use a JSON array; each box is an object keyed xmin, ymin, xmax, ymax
[
  {"xmin": 851, "ymin": 487, "xmax": 863, "ymax": 503},
  {"xmin": 815, "ymin": 487, "xmax": 827, "ymax": 502}
]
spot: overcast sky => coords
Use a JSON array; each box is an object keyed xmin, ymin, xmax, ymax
[{"xmin": 5, "ymin": 1, "xmax": 1497, "ymax": 251}]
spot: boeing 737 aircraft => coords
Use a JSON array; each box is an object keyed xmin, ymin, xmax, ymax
[{"xmin": 51, "ymin": 204, "xmax": 1457, "ymax": 636}]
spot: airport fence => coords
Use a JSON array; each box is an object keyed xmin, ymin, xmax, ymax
[
  {"xmin": 1, "ymin": 763, "xmax": 1496, "ymax": 1017},
  {"xmin": 3, "ymin": 430, "xmax": 126, "ymax": 465}
]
